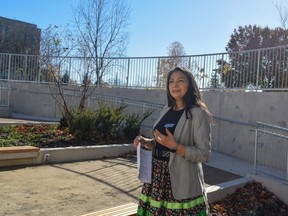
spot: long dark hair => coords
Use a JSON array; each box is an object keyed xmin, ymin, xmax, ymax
[{"xmin": 166, "ymin": 66, "xmax": 212, "ymax": 121}]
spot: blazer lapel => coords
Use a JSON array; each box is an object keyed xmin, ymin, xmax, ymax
[{"xmin": 153, "ymin": 106, "xmax": 170, "ymax": 128}]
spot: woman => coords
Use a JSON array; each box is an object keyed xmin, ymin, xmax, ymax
[{"xmin": 133, "ymin": 66, "xmax": 212, "ymax": 215}]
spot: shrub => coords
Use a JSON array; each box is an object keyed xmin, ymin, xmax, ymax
[
  {"xmin": 95, "ymin": 102, "xmax": 127, "ymax": 142},
  {"xmin": 70, "ymin": 108, "xmax": 97, "ymax": 141},
  {"xmin": 123, "ymin": 110, "xmax": 154, "ymax": 141}
]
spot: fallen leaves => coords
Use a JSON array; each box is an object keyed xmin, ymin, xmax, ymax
[{"xmin": 209, "ymin": 182, "xmax": 288, "ymax": 215}]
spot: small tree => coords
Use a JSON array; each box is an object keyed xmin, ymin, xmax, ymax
[
  {"xmin": 40, "ymin": 25, "xmax": 76, "ymax": 129},
  {"xmin": 157, "ymin": 41, "xmax": 186, "ymax": 87},
  {"xmin": 41, "ymin": 0, "xmax": 131, "ymax": 130},
  {"xmin": 73, "ymin": 0, "xmax": 130, "ymax": 108}
]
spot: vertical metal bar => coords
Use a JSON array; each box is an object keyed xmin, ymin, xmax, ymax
[
  {"xmin": 24, "ymin": 55, "xmax": 27, "ymax": 80},
  {"xmin": 156, "ymin": 57, "xmax": 160, "ymax": 88},
  {"xmin": 8, "ymin": 54, "xmax": 11, "ymax": 81},
  {"xmin": 38, "ymin": 55, "xmax": 41, "ymax": 82},
  {"xmin": 126, "ymin": 58, "xmax": 130, "ymax": 87},
  {"xmin": 254, "ymin": 124, "xmax": 258, "ymax": 174},
  {"xmin": 202, "ymin": 55, "xmax": 206, "ymax": 88},
  {"xmin": 255, "ymin": 49, "xmax": 260, "ymax": 91},
  {"xmin": 188, "ymin": 56, "xmax": 191, "ymax": 69},
  {"xmin": 69, "ymin": 57, "xmax": 72, "ymax": 82},
  {"xmin": 87, "ymin": 95, "xmax": 90, "ymax": 108},
  {"xmin": 7, "ymin": 85, "xmax": 10, "ymax": 108},
  {"xmin": 286, "ymin": 148, "xmax": 288, "ymax": 185}
]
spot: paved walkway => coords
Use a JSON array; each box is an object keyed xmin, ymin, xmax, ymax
[{"xmin": 0, "ymin": 152, "xmax": 253, "ymax": 216}]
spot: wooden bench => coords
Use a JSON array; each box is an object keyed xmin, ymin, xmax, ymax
[
  {"xmin": 80, "ymin": 202, "xmax": 138, "ymax": 216},
  {"xmin": 0, "ymin": 146, "xmax": 40, "ymax": 167}
]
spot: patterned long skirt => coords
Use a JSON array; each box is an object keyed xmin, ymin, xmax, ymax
[{"xmin": 137, "ymin": 158, "xmax": 209, "ymax": 216}]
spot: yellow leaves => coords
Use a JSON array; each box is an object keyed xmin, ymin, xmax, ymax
[{"xmin": 222, "ymin": 63, "xmax": 232, "ymax": 75}]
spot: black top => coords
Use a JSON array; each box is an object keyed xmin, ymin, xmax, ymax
[{"xmin": 154, "ymin": 107, "xmax": 185, "ymax": 153}]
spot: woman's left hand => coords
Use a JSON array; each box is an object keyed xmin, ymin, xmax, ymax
[{"xmin": 153, "ymin": 128, "xmax": 177, "ymax": 150}]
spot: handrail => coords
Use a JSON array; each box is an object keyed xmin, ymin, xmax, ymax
[{"xmin": 256, "ymin": 121, "xmax": 288, "ymax": 132}]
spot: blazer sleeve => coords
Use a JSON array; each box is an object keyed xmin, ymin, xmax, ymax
[{"xmin": 184, "ymin": 108, "xmax": 211, "ymax": 162}]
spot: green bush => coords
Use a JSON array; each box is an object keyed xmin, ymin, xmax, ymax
[
  {"xmin": 123, "ymin": 110, "xmax": 153, "ymax": 141},
  {"xmin": 70, "ymin": 108, "xmax": 97, "ymax": 141},
  {"xmin": 95, "ymin": 102, "xmax": 127, "ymax": 142}
]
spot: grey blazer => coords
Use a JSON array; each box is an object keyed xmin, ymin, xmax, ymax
[{"xmin": 153, "ymin": 106, "xmax": 211, "ymax": 200}]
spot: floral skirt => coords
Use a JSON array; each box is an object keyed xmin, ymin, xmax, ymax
[{"xmin": 137, "ymin": 158, "xmax": 209, "ymax": 216}]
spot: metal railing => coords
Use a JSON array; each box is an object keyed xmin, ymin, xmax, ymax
[
  {"xmin": 254, "ymin": 122, "xmax": 288, "ymax": 184},
  {"xmin": 1, "ymin": 45, "xmax": 288, "ymax": 90},
  {"xmin": 0, "ymin": 82, "xmax": 9, "ymax": 107}
]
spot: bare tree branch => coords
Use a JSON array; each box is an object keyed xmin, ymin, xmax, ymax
[{"xmin": 275, "ymin": 1, "xmax": 288, "ymax": 29}]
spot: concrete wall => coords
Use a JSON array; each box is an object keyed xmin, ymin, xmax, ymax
[
  {"xmin": 6, "ymin": 82, "xmax": 288, "ymax": 163},
  {"xmin": 205, "ymin": 91, "xmax": 288, "ymax": 163}
]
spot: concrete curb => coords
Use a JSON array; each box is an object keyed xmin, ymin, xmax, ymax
[
  {"xmin": 206, "ymin": 177, "xmax": 252, "ymax": 203},
  {"xmin": 0, "ymin": 144, "xmax": 135, "ymax": 167},
  {"xmin": 38, "ymin": 144, "xmax": 135, "ymax": 164}
]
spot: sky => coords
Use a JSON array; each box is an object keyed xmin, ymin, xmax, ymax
[{"xmin": 0, "ymin": 0, "xmax": 286, "ymax": 57}]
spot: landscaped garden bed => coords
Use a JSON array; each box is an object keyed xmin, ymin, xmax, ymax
[
  {"xmin": 0, "ymin": 124, "xmax": 128, "ymax": 148},
  {"xmin": 0, "ymin": 104, "xmax": 153, "ymax": 148}
]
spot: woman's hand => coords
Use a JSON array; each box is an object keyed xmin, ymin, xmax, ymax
[
  {"xmin": 153, "ymin": 128, "xmax": 177, "ymax": 150},
  {"xmin": 133, "ymin": 135, "xmax": 153, "ymax": 150}
]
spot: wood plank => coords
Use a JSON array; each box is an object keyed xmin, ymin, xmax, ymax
[
  {"xmin": 0, "ymin": 146, "xmax": 40, "ymax": 153},
  {"xmin": 80, "ymin": 203, "xmax": 138, "ymax": 216}
]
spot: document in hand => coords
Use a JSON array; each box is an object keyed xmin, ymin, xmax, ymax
[{"xmin": 137, "ymin": 144, "xmax": 152, "ymax": 184}]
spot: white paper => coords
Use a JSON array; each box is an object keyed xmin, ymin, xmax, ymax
[{"xmin": 137, "ymin": 144, "xmax": 152, "ymax": 184}]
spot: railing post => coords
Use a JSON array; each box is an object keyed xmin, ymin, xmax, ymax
[
  {"xmin": 87, "ymin": 96, "xmax": 90, "ymax": 108},
  {"xmin": 8, "ymin": 54, "xmax": 11, "ymax": 81},
  {"xmin": 24, "ymin": 54, "xmax": 27, "ymax": 80},
  {"xmin": 256, "ymin": 49, "xmax": 261, "ymax": 91},
  {"xmin": 254, "ymin": 123, "xmax": 258, "ymax": 174},
  {"xmin": 126, "ymin": 58, "xmax": 130, "ymax": 87},
  {"xmin": 38, "ymin": 55, "xmax": 41, "ymax": 82},
  {"xmin": 286, "ymin": 149, "xmax": 288, "ymax": 185},
  {"xmin": 69, "ymin": 57, "xmax": 72, "ymax": 81},
  {"xmin": 156, "ymin": 58, "xmax": 160, "ymax": 88},
  {"xmin": 202, "ymin": 56, "xmax": 206, "ymax": 88},
  {"xmin": 7, "ymin": 85, "xmax": 10, "ymax": 108}
]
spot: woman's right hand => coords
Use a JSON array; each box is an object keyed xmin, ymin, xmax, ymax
[
  {"xmin": 133, "ymin": 135, "xmax": 141, "ymax": 150},
  {"xmin": 133, "ymin": 135, "xmax": 153, "ymax": 150}
]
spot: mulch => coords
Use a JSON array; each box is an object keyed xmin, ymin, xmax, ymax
[{"xmin": 209, "ymin": 181, "xmax": 288, "ymax": 216}]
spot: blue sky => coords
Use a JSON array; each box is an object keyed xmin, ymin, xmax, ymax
[{"xmin": 0, "ymin": 0, "xmax": 285, "ymax": 57}]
